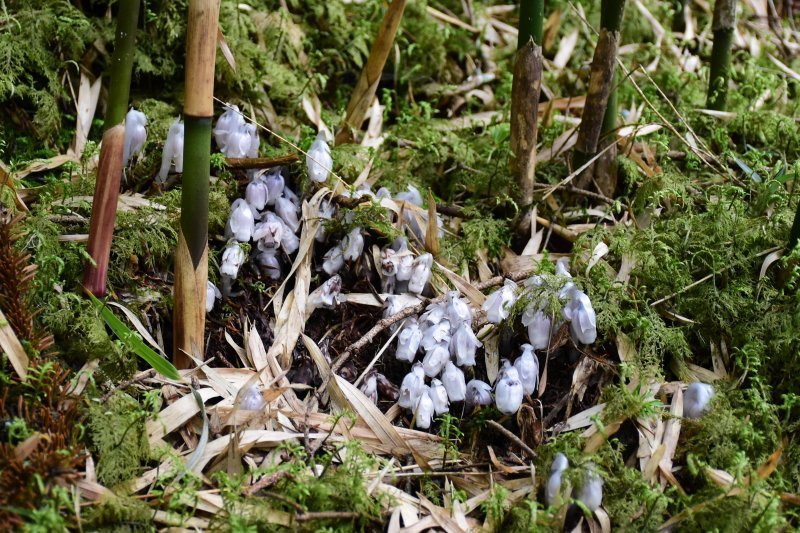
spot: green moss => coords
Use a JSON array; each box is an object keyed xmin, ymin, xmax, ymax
[
  {"xmin": 83, "ymin": 493, "xmax": 153, "ymax": 532},
  {"xmin": 88, "ymin": 391, "xmax": 159, "ymax": 487}
]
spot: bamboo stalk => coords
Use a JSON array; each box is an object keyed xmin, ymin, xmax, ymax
[
  {"xmin": 510, "ymin": 0, "xmax": 544, "ymax": 211},
  {"xmin": 335, "ymin": 0, "xmax": 407, "ymax": 145},
  {"xmin": 707, "ymin": 0, "xmax": 736, "ymax": 111},
  {"xmin": 572, "ymin": 0, "xmax": 625, "ymax": 190},
  {"xmin": 83, "ymin": 0, "xmax": 140, "ymax": 296},
  {"xmin": 174, "ymin": 0, "xmax": 220, "ymax": 369},
  {"xmin": 593, "ymin": 70, "xmax": 619, "ymax": 196}
]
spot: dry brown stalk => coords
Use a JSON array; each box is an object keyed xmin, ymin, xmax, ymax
[
  {"xmin": 83, "ymin": 126, "xmax": 125, "ymax": 296},
  {"xmin": 509, "ymin": 39, "xmax": 542, "ymax": 209},
  {"xmin": 335, "ymin": 0, "xmax": 407, "ymax": 145}
]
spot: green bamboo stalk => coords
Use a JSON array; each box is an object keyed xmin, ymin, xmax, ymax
[
  {"xmin": 572, "ymin": 0, "xmax": 625, "ymax": 187},
  {"xmin": 707, "ymin": 0, "xmax": 736, "ymax": 111},
  {"xmin": 83, "ymin": 0, "xmax": 140, "ymax": 296},
  {"xmin": 104, "ymin": 0, "xmax": 139, "ymax": 128},
  {"xmin": 518, "ymin": 0, "xmax": 544, "ymax": 47},
  {"xmin": 174, "ymin": 0, "xmax": 220, "ymax": 368}
]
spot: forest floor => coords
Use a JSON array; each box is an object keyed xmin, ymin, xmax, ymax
[{"xmin": 2, "ymin": 0, "xmax": 800, "ymax": 531}]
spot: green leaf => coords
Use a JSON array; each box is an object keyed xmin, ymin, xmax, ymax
[{"xmin": 88, "ymin": 292, "xmax": 181, "ymax": 381}]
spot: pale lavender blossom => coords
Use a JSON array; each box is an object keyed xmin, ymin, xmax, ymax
[
  {"xmin": 450, "ymin": 322, "xmax": 481, "ymax": 366},
  {"xmin": 441, "ymin": 362, "xmax": 466, "ymax": 402}
]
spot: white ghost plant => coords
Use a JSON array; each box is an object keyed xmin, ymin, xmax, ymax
[
  {"xmin": 482, "ymin": 279, "xmax": 518, "ymax": 324},
  {"xmin": 307, "ymin": 131, "xmax": 333, "ymax": 183}
]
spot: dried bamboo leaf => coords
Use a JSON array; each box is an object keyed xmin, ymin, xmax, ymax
[
  {"xmin": 0, "ymin": 307, "xmax": 29, "ymax": 379},
  {"xmin": 147, "ymin": 387, "xmax": 220, "ymax": 442},
  {"xmin": 69, "ymin": 72, "xmax": 101, "ymax": 158}
]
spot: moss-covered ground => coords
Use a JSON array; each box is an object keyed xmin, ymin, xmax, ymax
[{"xmin": 2, "ymin": 0, "xmax": 800, "ymax": 530}]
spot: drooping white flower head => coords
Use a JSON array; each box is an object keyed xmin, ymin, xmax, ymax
[
  {"xmin": 283, "ymin": 186, "xmax": 300, "ymax": 208},
  {"xmin": 395, "ymin": 185, "xmax": 423, "ymax": 206},
  {"xmin": 465, "ymin": 379, "xmax": 492, "ymax": 406},
  {"xmin": 398, "ymin": 363, "xmax": 425, "ymax": 409},
  {"xmin": 408, "ymin": 253, "xmax": 433, "ymax": 295},
  {"xmin": 264, "ymin": 171, "xmax": 285, "ymax": 205},
  {"xmin": 577, "ymin": 464, "xmax": 603, "ymax": 512},
  {"xmin": 394, "ymin": 239, "xmax": 414, "ymax": 281},
  {"xmin": 316, "ymin": 199, "xmax": 335, "ymax": 243},
  {"xmin": 213, "ymin": 104, "xmax": 244, "ymax": 150},
  {"xmin": 545, "ymin": 453, "xmax": 569, "ymax": 507},
  {"xmin": 684, "ymin": 382, "xmax": 714, "ymax": 419},
  {"xmin": 421, "ymin": 319, "xmax": 451, "ymax": 352},
  {"xmin": 223, "ymin": 124, "xmax": 252, "ymax": 159},
  {"xmin": 220, "ymin": 240, "xmax": 246, "ymax": 278},
  {"xmin": 256, "ymin": 249, "xmax": 281, "ymax": 280},
  {"xmin": 238, "ymin": 383, "xmax": 266, "ymax": 411},
  {"xmin": 275, "ymin": 196, "xmax": 300, "ymax": 234},
  {"xmin": 495, "ymin": 365, "xmax": 523, "ymax": 415},
  {"xmin": 555, "ymin": 257, "xmax": 572, "ymax": 278},
  {"xmin": 245, "ymin": 175, "xmax": 269, "ymax": 211},
  {"xmin": 308, "ymin": 275, "xmax": 342, "ymax": 310},
  {"xmin": 307, "ymin": 131, "xmax": 333, "ymax": 183},
  {"xmin": 157, "ymin": 118, "xmax": 184, "ymax": 182},
  {"xmin": 396, "ymin": 318, "xmax": 422, "ymax": 363},
  {"xmin": 414, "ymin": 387, "xmax": 435, "ymax": 429},
  {"xmin": 206, "ymin": 280, "xmax": 222, "ymax": 313},
  {"xmin": 566, "ymin": 287, "xmax": 597, "ymax": 345},
  {"xmin": 482, "ymin": 279, "xmax": 518, "ymax": 324},
  {"xmin": 279, "ymin": 219, "xmax": 300, "ymax": 255},
  {"xmin": 342, "ymin": 227, "xmax": 364, "ymax": 262},
  {"xmin": 227, "ymin": 198, "xmax": 255, "ymax": 242},
  {"xmin": 441, "ymin": 361, "xmax": 466, "ymax": 402},
  {"xmin": 360, "ymin": 373, "xmax": 378, "ymax": 404},
  {"xmin": 322, "ymin": 243, "xmax": 345, "ymax": 276},
  {"xmin": 381, "ymin": 247, "xmax": 399, "ymax": 278},
  {"xmin": 446, "ymin": 291, "xmax": 472, "ymax": 326},
  {"xmin": 421, "ymin": 342, "xmax": 449, "ymax": 377},
  {"xmin": 420, "ymin": 301, "xmax": 447, "ymax": 328},
  {"xmin": 244, "ymin": 123, "xmax": 259, "ymax": 158},
  {"xmin": 123, "ymin": 108, "xmax": 147, "ymax": 166},
  {"xmin": 450, "ymin": 322, "xmax": 482, "ymax": 366},
  {"xmin": 521, "ymin": 304, "xmax": 552, "ymax": 350},
  {"xmin": 254, "ymin": 212, "xmax": 283, "ymax": 251},
  {"xmin": 514, "ymin": 344, "xmax": 540, "ymax": 396},
  {"xmin": 430, "ymin": 379, "xmax": 449, "ymax": 415}
]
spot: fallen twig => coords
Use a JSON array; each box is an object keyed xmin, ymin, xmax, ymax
[
  {"xmin": 226, "ymin": 154, "xmax": 300, "ymax": 170},
  {"xmin": 487, "ymin": 419, "xmax": 537, "ymax": 459}
]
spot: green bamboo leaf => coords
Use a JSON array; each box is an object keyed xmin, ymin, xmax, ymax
[{"xmin": 88, "ymin": 292, "xmax": 181, "ymax": 381}]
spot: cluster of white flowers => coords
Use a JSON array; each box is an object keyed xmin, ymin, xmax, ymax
[
  {"xmin": 204, "ymin": 109, "xmax": 304, "ymax": 310},
  {"xmin": 545, "ymin": 454, "xmax": 604, "ymax": 511},
  {"xmin": 483, "ymin": 258, "xmax": 598, "ymax": 349},
  {"xmin": 391, "ymin": 290, "xmax": 541, "ymax": 428},
  {"xmin": 381, "ymin": 238, "xmax": 433, "ymax": 296},
  {"xmin": 216, "ymin": 167, "xmax": 300, "ymax": 300},
  {"xmin": 385, "ymin": 257, "xmax": 605, "ymax": 430},
  {"xmin": 322, "ymin": 226, "xmax": 365, "ymax": 276},
  {"xmin": 213, "ymin": 104, "xmax": 259, "ymax": 159}
]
